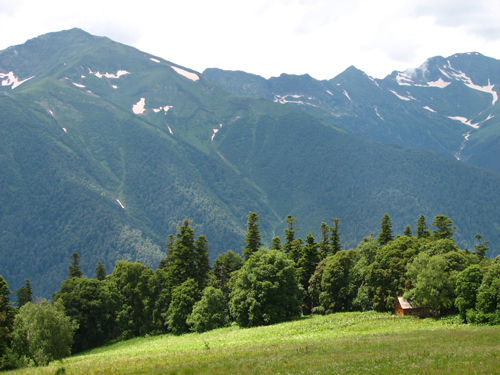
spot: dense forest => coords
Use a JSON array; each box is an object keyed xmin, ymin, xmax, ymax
[{"xmin": 1, "ymin": 211, "xmax": 499, "ymax": 370}]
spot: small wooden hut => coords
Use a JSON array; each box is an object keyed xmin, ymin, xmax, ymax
[{"xmin": 395, "ymin": 296, "xmax": 430, "ymax": 318}]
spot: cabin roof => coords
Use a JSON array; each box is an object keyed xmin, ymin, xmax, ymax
[{"xmin": 397, "ymin": 296, "xmax": 413, "ymax": 309}]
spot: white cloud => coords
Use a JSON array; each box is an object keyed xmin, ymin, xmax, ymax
[{"xmin": 0, "ymin": 0, "xmax": 499, "ymax": 80}]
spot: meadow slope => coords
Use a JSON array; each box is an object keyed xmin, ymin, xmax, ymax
[{"xmin": 7, "ymin": 312, "xmax": 500, "ymax": 375}]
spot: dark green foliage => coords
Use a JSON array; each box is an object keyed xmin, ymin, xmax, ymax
[
  {"xmin": 0, "ymin": 276, "xmax": 14, "ymax": 361},
  {"xmin": 296, "ymin": 233, "xmax": 320, "ymax": 313},
  {"xmin": 455, "ymin": 265, "xmax": 483, "ymax": 320},
  {"xmin": 166, "ymin": 279, "xmax": 200, "ymax": 335},
  {"xmin": 213, "ymin": 250, "xmax": 243, "ymax": 295},
  {"xmin": 194, "ymin": 235, "xmax": 210, "ymax": 289},
  {"xmin": 377, "ymin": 213, "xmax": 393, "ymax": 245},
  {"xmin": 242, "ymin": 212, "xmax": 262, "ymax": 259},
  {"xmin": 329, "ymin": 218, "xmax": 342, "ymax": 255},
  {"xmin": 68, "ymin": 253, "xmax": 83, "ymax": 279},
  {"xmin": 147, "ymin": 268, "xmax": 171, "ymax": 333},
  {"xmin": 53, "ymin": 277, "xmax": 118, "ymax": 353},
  {"xmin": 110, "ymin": 261, "xmax": 152, "ymax": 338},
  {"xmin": 187, "ymin": 286, "xmax": 230, "ymax": 333},
  {"xmin": 403, "ymin": 225, "xmax": 412, "ymax": 237},
  {"xmin": 473, "ymin": 234, "xmax": 490, "ymax": 260},
  {"xmin": 12, "ymin": 300, "xmax": 77, "ymax": 366},
  {"xmin": 283, "ymin": 215, "xmax": 298, "ymax": 255},
  {"xmin": 270, "ymin": 236, "xmax": 282, "ymax": 251},
  {"xmin": 416, "ymin": 215, "xmax": 430, "ymax": 238},
  {"xmin": 95, "ymin": 261, "xmax": 107, "ymax": 281},
  {"xmin": 467, "ymin": 263, "xmax": 500, "ymax": 324},
  {"xmin": 15, "ymin": 279, "xmax": 33, "ymax": 308},
  {"xmin": 405, "ymin": 253, "xmax": 456, "ymax": 318},
  {"xmin": 366, "ymin": 236, "xmax": 423, "ymax": 311},
  {"xmin": 319, "ymin": 250, "xmax": 359, "ymax": 313},
  {"xmin": 164, "ymin": 220, "xmax": 209, "ymax": 290},
  {"xmin": 318, "ymin": 222, "xmax": 330, "ymax": 260},
  {"xmin": 432, "ymin": 215, "xmax": 457, "ymax": 240},
  {"xmin": 229, "ymin": 249, "xmax": 303, "ymax": 327}
]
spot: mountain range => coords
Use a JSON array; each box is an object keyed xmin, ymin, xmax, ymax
[{"xmin": 1, "ymin": 28, "xmax": 499, "ymax": 297}]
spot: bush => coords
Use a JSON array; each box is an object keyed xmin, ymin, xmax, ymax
[
  {"xmin": 12, "ymin": 300, "xmax": 77, "ymax": 366},
  {"xmin": 187, "ymin": 287, "xmax": 230, "ymax": 333},
  {"xmin": 229, "ymin": 249, "xmax": 303, "ymax": 327}
]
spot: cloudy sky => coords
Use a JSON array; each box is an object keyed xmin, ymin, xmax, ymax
[{"xmin": 1, "ymin": 0, "xmax": 499, "ymax": 80}]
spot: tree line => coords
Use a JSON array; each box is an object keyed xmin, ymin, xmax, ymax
[{"xmin": 0, "ymin": 212, "xmax": 498, "ymax": 369}]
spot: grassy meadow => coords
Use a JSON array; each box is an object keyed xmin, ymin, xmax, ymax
[{"xmin": 7, "ymin": 311, "xmax": 500, "ymax": 375}]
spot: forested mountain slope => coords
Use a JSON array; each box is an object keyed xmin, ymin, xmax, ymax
[
  {"xmin": 1, "ymin": 29, "xmax": 499, "ymax": 297},
  {"xmin": 204, "ymin": 52, "xmax": 500, "ymax": 173}
]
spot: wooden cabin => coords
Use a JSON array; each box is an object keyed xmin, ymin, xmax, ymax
[{"xmin": 395, "ymin": 296, "xmax": 430, "ymax": 318}]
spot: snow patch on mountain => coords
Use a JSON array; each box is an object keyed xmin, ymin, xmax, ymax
[
  {"xmin": 72, "ymin": 82, "xmax": 85, "ymax": 88},
  {"xmin": 374, "ymin": 107, "xmax": 383, "ymax": 120},
  {"xmin": 441, "ymin": 64, "xmax": 497, "ymax": 105},
  {"xmin": 390, "ymin": 90, "xmax": 411, "ymax": 101},
  {"xmin": 116, "ymin": 199, "xmax": 125, "ymax": 209},
  {"xmin": 153, "ymin": 105, "xmax": 173, "ymax": 113},
  {"xmin": 88, "ymin": 69, "xmax": 130, "ymax": 79},
  {"xmin": 448, "ymin": 116, "xmax": 479, "ymax": 128},
  {"xmin": 424, "ymin": 106, "xmax": 436, "ymax": 113},
  {"xmin": 0, "ymin": 72, "xmax": 35, "ymax": 89},
  {"xmin": 112, "ymin": 85, "xmax": 118, "ymax": 89},
  {"xmin": 343, "ymin": 90, "xmax": 352, "ymax": 101},
  {"xmin": 132, "ymin": 98, "xmax": 146, "ymax": 114},
  {"xmin": 171, "ymin": 66, "xmax": 199, "ymax": 81},
  {"xmin": 150, "ymin": 58, "xmax": 160, "ymax": 63},
  {"xmin": 395, "ymin": 72, "xmax": 413, "ymax": 86},
  {"xmin": 427, "ymin": 78, "xmax": 451, "ymax": 88},
  {"xmin": 62, "ymin": 128, "xmax": 67, "ymax": 133},
  {"xmin": 167, "ymin": 125, "xmax": 173, "ymax": 134},
  {"xmin": 326, "ymin": 90, "xmax": 334, "ymax": 96},
  {"xmin": 211, "ymin": 124, "xmax": 222, "ymax": 142},
  {"xmin": 274, "ymin": 94, "xmax": 305, "ymax": 105}
]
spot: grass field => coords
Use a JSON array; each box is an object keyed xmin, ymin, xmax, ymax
[{"xmin": 7, "ymin": 312, "xmax": 500, "ymax": 374}]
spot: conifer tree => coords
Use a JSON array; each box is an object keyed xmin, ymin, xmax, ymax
[
  {"xmin": 431, "ymin": 214, "xmax": 456, "ymax": 240},
  {"xmin": 270, "ymin": 236, "xmax": 282, "ymax": 251},
  {"xmin": 416, "ymin": 215, "xmax": 430, "ymax": 238},
  {"xmin": 377, "ymin": 213, "xmax": 393, "ymax": 245},
  {"xmin": 473, "ymin": 233, "xmax": 489, "ymax": 259},
  {"xmin": 318, "ymin": 222, "xmax": 330, "ymax": 259},
  {"xmin": 15, "ymin": 279, "xmax": 33, "ymax": 307},
  {"xmin": 165, "ymin": 219, "xmax": 197, "ymax": 288},
  {"xmin": 403, "ymin": 225, "xmax": 413, "ymax": 237},
  {"xmin": 0, "ymin": 276, "xmax": 14, "ymax": 360},
  {"xmin": 330, "ymin": 218, "xmax": 342, "ymax": 255},
  {"xmin": 283, "ymin": 215, "xmax": 298, "ymax": 255},
  {"xmin": 242, "ymin": 212, "xmax": 262, "ymax": 259},
  {"xmin": 159, "ymin": 234, "xmax": 175, "ymax": 269},
  {"xmin": 95, "ymin": 261, "xmax": 107, "ymax": 281},
  {"xmin": 195, "ymin": 235, "xmax": 210, "ymax": 289},
  {"xmin": 68, "ymin": 253, "xmax": 83, "ymax": 278}
]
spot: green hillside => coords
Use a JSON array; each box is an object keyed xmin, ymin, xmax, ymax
[{"xmin": 5, "ymin": 312, "xmax": 500, "ymax": 375}]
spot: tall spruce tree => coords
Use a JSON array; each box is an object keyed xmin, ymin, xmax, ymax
[
  {"xmin": 473, "ymin": 234, "xmax": 490, "ymax": 259},
  {"xmin": 68, "ymin": 252, "xmax": 83, "ymax": 278},
  {"xmin": 403, "ymin": 225, "xmax": 413, "ymax": 237},
  {"xmin": 0, "ymin": 276, "xmax": 14, "ymax": 360},
  {"xmin": 431, "ymin": 215, "xmax": 456, "ymax": 240},
  {"xmin": 95, "ymin": 261, "xmax": 107, "ymax": 281},
  {"xmin": 416, "ymin": 215, "xmax": 430, "ymax": 238},
  {"xmin": 318, "ymin": 222, "xmax": 330, "ymax": 260},
  {"xmin": 377, "ymin": 213, "xmax": 393, "ymax": 245},
  {"xmin": 15, "ymin": 279, "xmax": 33, "ymax": 307},
  {"xmin": 242, "ymin": 212, "xmax": 262, "ymax": 259},
  {"xmin": 330, "ymin": 218, "xmax": 342, "ymax": 255},
  {"xmin": 270, "ymin": 236, "xmax": 282, "ymax": 251},
  {"xmin": 195, "ymin": 235, "xmax": 210, "ymax": 289},
  {"xmin": 283, "ymin": 215, "xmax": 298, "ymax": 255},
  {"xmin": 165, "ymin": 219, "xmax": 197, "ymax": 288}
]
